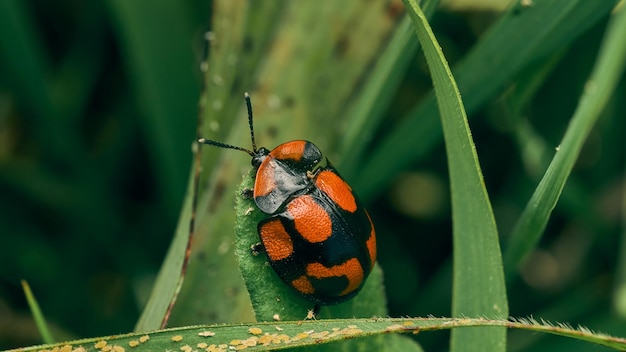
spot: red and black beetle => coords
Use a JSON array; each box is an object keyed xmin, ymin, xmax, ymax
[{"xmin": 198, "ymin": 93, "xmax": 376, "ymax": 305}]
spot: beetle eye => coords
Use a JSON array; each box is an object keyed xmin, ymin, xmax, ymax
[{"xmin": 252, "ymin": 148, "xmax": 270, "ymax": 168}]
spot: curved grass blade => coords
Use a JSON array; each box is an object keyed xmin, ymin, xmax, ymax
[
  {"xmin": 5, "ymin": 317, "xmax": 626, "ymax": 352},
  {"xmin": 402, "ymin": 1, "xmax": 508, "ymax": 351},
  {"xmin": 503, "ymin": 1, "xmax": 626, "ymax": 274},
  {"xmin": 21, "ymin": 280, "xmax": 54, "ymax": 344},
  {"xmin": 354, "ymin": 0, "xmax": 619, "ymax": 201},
  {"xmin": 338, "ymin": 0, "xmax": 440, "ymax": 170}
]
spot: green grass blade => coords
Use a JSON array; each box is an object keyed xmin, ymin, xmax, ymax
[
  {"xmin": 355, "ymin": 0, "xmax": 618, "ymax": 201},
  {"xmin": 504, "ymin": 2, "xmax": 626, "ymax": 274},
  {"xmin": 21, "ymin": 280, "xmax": 55, "ymax": 344},
  {"xmin": 338, "ymin": 0, "xmax": 440, "ymax": 172},
  {"xmin": 615, "ymin": 159, "xmax": 626, "ymax": 316},
  {"xmin": 6, "ymin": 317, "xmax": 626, "ymax": 352},
  {"xmin": 134, "ymin": 167, "xmax": 196, "ymax": 331},
  {"xmin": 337, "ymin": 14, "xmax": 418, "ymax": 168},
  {"xmin": 402, "ymin": 1, "xmax": 508, "ymax": 351}
]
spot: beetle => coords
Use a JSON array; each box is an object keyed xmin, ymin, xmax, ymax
[{"xmin": 198, "ymin": 93, "xmax": 376, "ymax": 305}]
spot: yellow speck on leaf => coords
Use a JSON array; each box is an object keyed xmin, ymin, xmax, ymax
[
  {"xmin": 94, "ymin": 341, "xmax": 107, "ymax": 349},
  {"xmin": 248, "ymin": 327, "xmax": 263, "ymax": 335}
]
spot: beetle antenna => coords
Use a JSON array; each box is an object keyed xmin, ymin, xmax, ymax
[
  {"xmin": 244, "ymin": 92, "xmax": 258, "ymax": 153},
  {"xmin": 196, "ymin": 93, "xmax": 258, "ymax": 157},
  {"xmin": 197, "ymin": 138, "xmax": 256, "ymax": 157}
]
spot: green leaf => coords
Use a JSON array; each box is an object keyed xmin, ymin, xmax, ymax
[
  {"xmin": 5, "ymin": 317, "xmax": 626, "ymax": 352},
  {"xmin": 234, "ymin": 170, "xmax": 388, "ymax": 322},
  {"xmin": 234, "ymin": 169, "xmax": 409, "ymax": 351},
  {"xmin": 402, "ymin": 1, "xmax": 508, "ymax": 351}
]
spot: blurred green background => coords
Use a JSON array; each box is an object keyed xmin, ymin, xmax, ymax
[
  {"xmin": 0, "ymin": 0, "xmax": 208, "ymax": 345},
  {"xmin": 1, "ymin": 0, "xmax": 625, "ymax": 351}
]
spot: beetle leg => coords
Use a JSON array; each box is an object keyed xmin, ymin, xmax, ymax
[
  {"xmin": 241, "ymin": 188, "xmax": 254, "ymax": 199},
  {"xmin": 250, "ymin": 242, "xmax": 264, "ymax": 256},
  {"xmin": 305, "ymin": 305, "xmax": 320, "ymax": 320}
]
